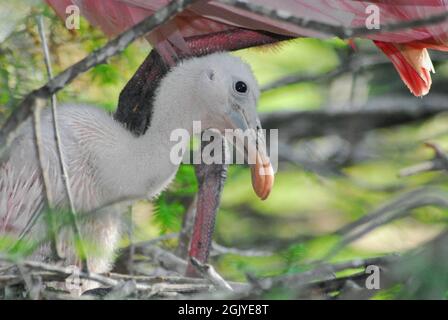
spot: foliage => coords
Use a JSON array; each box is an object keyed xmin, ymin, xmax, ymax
[{"xmin": 1, "ymin": 3, "xmax": 448, "ymax": 299}]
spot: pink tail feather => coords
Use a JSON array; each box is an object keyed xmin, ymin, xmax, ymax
[
  {"xmin": 374, "ymin": 41, "xmax": 434, "ymax": 96},
  {"xmin": 45, "ymin": 0, "xmax": 448, "ymax": 96}
]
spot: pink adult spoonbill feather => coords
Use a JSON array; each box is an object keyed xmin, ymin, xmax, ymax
[{"xmin": 46, "ymin": 0, "xmax": 448, "ymax": 96}]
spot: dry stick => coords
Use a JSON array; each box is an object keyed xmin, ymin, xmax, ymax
[
  {"xmin": 184, "ymin": 254, "xmax": 399, "ymax": 300},
  {"xmin": 261, "ymin": 51, "xmax": 447, "ymax": 92},
  {"xmin": 126, "ymin": 206, "xmax": 135, "ymax": 275},
  {"xmin": 263, "ymin": 50, "xmax": 448, "ymax": 92},
  {"xmin": 218, "ymin": 0, "xmax": 448, "ymax": 38},
  {"xmin": 211, "ymin": 242, "xmax": 272, "ymax": 257},
  {"xmin": 2, "ymin": 255, "xmax": 397, "ymax": 298},
  {"xmin": 325, "ymin": 255, "xmax": 399, "ymax": 273},
  {"xmin": 177, "ymin": 195, "xmax": 197, "ymax": 259},
  {"xmin": 107, "ymin": 272, "xmax": 210, "ymax": 285},
  {"xmin": 399, "ymin": 142, "xmax": 448, "ymax": 177},
  {"xmin": 335, "ymin": 187, "xmax": 447, "ymax": 236},
  {"xmin": 31, "ymin": 103, "xmax": 60, "ymax": 260},
  {"xmin": 260, "ymin": 95, "xmax": 448, "ymax": 141},
  {"xmin": 261, "ymin": 55, "xmax": 388, "ymax": 92},
  {"xmin": 326, "ymin": 187, "xmax": 448, "ymax": 260},
  {"xmin": 37, "ymin": 16, "xmax": 89, "ymax": 271},
  {"xmin": 0, "ymin": 257, "xmax": 172, "ymax": 290},
  {"xmin": 190, "ymin": 257, "xmax": 233, "ymax": 292},
  {"xmin": 16, "ymin": 263, "xmax": 38, "ymax": 299},
  {"xmin": 0, "ymin": 256, "xmax": 200, "ymax": 293},
  {"xmin": 0, "ymin": 264, "xmax": 216, "ymax": 289},
  {"xmin": 0, "ymin": 257, "xmax": 117, "ymax": 288},
  {"xmin": 0, "ymin": 0, "xmax": 199, "ymax": 148}
]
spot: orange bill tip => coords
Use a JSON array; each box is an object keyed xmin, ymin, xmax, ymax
[{"xmin": 250, "ymin": 153, "xmax": 274, "ymax": 201}]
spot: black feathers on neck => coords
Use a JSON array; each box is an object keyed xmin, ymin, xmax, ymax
[{"xmin": 115, "ymin": 50, "xmax": 169, "ymax": 136}]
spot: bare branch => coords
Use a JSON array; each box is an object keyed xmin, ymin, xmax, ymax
[
  {"xmin": 31, "ymin": 102, "xmax": 60, "ymax": 260},
  {"xmin": 260, "ymin": 95, "xmax": 448, "ymax": 141},
  {"xmin": 37, "ymin": 15, "xmax": 88, "ymax": 271},
  {"xmin": 210, "ymin": 242, "xmax": 272, "ymax": 257},
  {"xmin": 327, "ymin": 187, "xmax": 448, "ymax": 260},
  {"xmin": 36, "ymin": 15, "xmax": 91, "ymax": 269},
  {"xmin": 0, "ymin": 255, "xmax": 216, "ymax": 298},
  {"xmin": 261, "ymin": 55, "xmax": 387, "ymax": 92},
  {"xmin": 399, "ymin": 142, "xmax": 448, "ymax": 177},
  {"xmin": 176, "ymin": 195, "xmax": 197, "ymax": 259},
  {"xmin": 190, "ymin": 257, "xmax": 233, "ymax": 292}
]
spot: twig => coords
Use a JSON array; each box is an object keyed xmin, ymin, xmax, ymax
[
  {"xmin": 260, "ymin": 95, "xmax": 448, "ymax": 141},
  {"xmin": 0, "ymin": 0, "xmax": 199, "ymax": 148},
  {"xmin": 324, "ymin": 255, "xmax": 399, "ymax": 273},
  {"xmin": 143, "ymin": 246, "xmax": 188, "ymax": 275},
  {"xmin": 0, "ymin": 257, "xmax": 117, "ymax": 288},
  {"xmin": 328, "ymin": 187, "xmax": 448, "ymax": 259},
  {"xmin": 107, "ymin": 273, "xmax": 210, "ymax": 285},
  {"xmin": 218, "ymin": 0, "xmax": 448, "ymax": 39},
  {"xmin": 125, "ymin": 206, "xmax": 135, "ymax": 275},
  {"xmin": 0, "ymin": 248, "xmax": 403, "ymax": 299},
  {"xmin": 1, "ymin": 258, "xmax": 215, "ymax": 298},
  {"xmin": 399, "ymin": 142, "xmax": 448, "ymax": 177},
  {"xmin": 31, "ymin": 102, "xmax": 60, "ymax": 260},
  {"xmin": 190, "ymin": 257, "xmax": 233, "ymax": 292},
  {"xmin": 261, "ymin": 55, "xmax": 387, "ymax": 92},
  {"xmin": 37, "ymin": 15, "xmax": 88, "ymax": 272},
  {"xmin": 210, "ymin": 242, "xmax": 272, "ymax": 257},
  {"xmin": 176, "ymin": 195, "xmax": 197, "ymax": 259}
]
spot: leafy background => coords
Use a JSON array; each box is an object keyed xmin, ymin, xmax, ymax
[{"xmin": 1, "ymin": 2, "xmax": 448, "ymax": 299}]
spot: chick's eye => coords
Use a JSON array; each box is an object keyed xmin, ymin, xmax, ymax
[{"xmin": 235, "ymin": 81, "xmax": 248, "ymax": 93}]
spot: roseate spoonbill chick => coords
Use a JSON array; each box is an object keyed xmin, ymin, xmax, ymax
[{"xmin": 0, "ymin": 53, "xmax": 274, "ymax": 286}]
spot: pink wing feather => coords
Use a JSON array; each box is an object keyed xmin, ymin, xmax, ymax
[{"xmin": 46, "ymin": 0, "xmax": 448, "ymax": 96}]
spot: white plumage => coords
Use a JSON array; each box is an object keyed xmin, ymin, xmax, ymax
[{"xmin": 0, "ymin": 53, "xmax": 272, "ymax": 279}]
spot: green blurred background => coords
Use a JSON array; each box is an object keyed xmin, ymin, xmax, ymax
[{"xmin": 2, "ymin": 2, "xmax": 448, "ymax": 299}]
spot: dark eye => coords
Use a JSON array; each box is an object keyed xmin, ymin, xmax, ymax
[{"xmin": 235, "ymin": 81, "xmax": 247, "ymax": 93}]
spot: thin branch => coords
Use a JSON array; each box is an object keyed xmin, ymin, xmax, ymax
[
  {"xmin": 218, "ymin": 0, "xmax": 448, "ymax": 39},
  {"xmin": 0, "ymin": 257, "xmax": 117, "ymax": 288},
  {"xmin": 320, "ymin": 254, "xmax": 400, "ymax": 274},
  {"xmin": 141, "ymin": 246, "xmax": 188, "ymax": 275},
  {"xmin": 210, "ymin": 242, "xmax": 272, "ymax": 257},
  {"xmin": 31, "ymin": 103, "xmax": 60, "ymax": 260},
  {"xmin": 107, "ymin": 273, "xmax": 210, "ymax": 285},
  {"xmin": 176, "ymin": 195, "xmax": 197, "ymax": 259},
  {"xmin": 260, "ymin": 95, "xmax": 448, "ymax": 141},
  {"xmin": 190, "ymin": 257, "xmax": 233, "ymax": 292},
  {"xmin": 261, "ymin": 55, "xmax": 386, "ymax": 92},
  {"xmin": 0, "ymin": 0, "xmax": 199, "ymax": 147},
  {"xmin": 39, "ymin": 15, "xmax": 89, "ymax": 268},
  {"xmin": 399, "ymin": 142, "xmax": 448, "ymax": 177},
  {"xmin": 0, "ymin": 256, "xmax": 211, "ymax": 295},
  {"xmin": 327, "ymin": 187, "xmax": 448, "ymax": 260}
]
